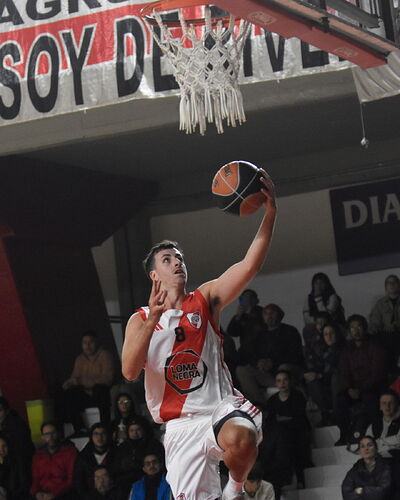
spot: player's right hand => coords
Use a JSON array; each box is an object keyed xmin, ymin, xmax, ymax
[{"xmin": 148, "ymin": 279, "xmax": 167, "ymax": 321}]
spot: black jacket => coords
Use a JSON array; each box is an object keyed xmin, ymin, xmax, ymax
[{"xmin": 342, "ymin": 456, "xmax": 391, "ymax": 500}]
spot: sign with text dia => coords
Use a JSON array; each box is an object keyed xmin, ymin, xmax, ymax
[{"xmin": 330, "ymin": 179, "xmax": 400, "ymax": 275}]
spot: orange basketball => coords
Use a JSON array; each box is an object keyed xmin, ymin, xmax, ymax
[{"xmin": 211, "ymin": 161, "xmax": 265, "ymax": 216}]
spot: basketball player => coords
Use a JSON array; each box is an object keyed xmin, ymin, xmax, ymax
[{"xmin": 122, "ymin": 171, "xmax": 276, "ymax": 500}]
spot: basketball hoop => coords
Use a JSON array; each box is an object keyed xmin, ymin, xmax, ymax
[{"xmin": 140, "ymin": 0, "xmax": 251, "ymax": 135}]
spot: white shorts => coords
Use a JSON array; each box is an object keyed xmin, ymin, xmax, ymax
[{"xmin": 163, "ymin": 395, "xmax": 263, "ymax": 500}]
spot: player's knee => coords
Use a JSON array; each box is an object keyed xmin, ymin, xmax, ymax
[{"xmin": 220, "ymin": 421, "xmax": 257, "ymax": 455}]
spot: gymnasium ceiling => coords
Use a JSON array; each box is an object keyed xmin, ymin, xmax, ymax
[{"xmin": 5, "ymin": 67, "xmax": 400, "ymax": 215}]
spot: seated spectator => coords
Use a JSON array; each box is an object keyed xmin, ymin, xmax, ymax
[
  {"xmin": 258, "ymin": 415, "xmax": 293, "ymax": 499},
  {"xmin": 236, "ymin": 304, "xmax": 304, "ymax": 408},
  {"xmin": 114, "ymin": 417, "xmax": 164, "ymax": 497},
  {"xmin": 110, "ymin": 393, "xmax": 137, "ymax": 446},
  {"xmin": 31, "ymin": 422, "xmax": 77, "ymax": 500},
  {"xmin": 128, "ymin": 453, "xmax": 171, "ymax": 500},
  {"xmin": 57, "ymin": 331, "xmax": 115, "ymax": 434},
  {"xmin": 303, "ymin": 272, "xmax": 345, "ymax": 327},
  {"xmin": 85, "ymin": 466, "xmax": 122, "ymax": 500},
  {"xmin": 74, "ymin": 423, "xmax": 117, "ymax": 499},
  {"xmin": 265, "ymin": 370, "xmax": 312, "ymax": 486},
  {"xmin": 369, "ymin": 274, "xmax": 400, "ymax": 373},
  {"xmin": 302, "ymin": 310, "xmax": 332, "ymax": 352},
  {"xmin": 0, "ymin": 433, "xmax": 30, "ymax": 500},
  {"xmin": 304, "ymin": 322, "xmax": 345, "ymax": 422},
  {"xmin": 342, "ymin": 436, "xmax": 391, "ymax": 500},
  {"xmin": 366, "ymin": 390, "xmax": 400, "ymax": 459},
  {"xmin": 243, "ymin": 462, "xmax": 275, "ymax": 499},
  {"xmin": 0, "ymin": 396, "xmax": 34, "ymax": 491},
  {"xmin": 226, "ymin": 289, "xmax": 264, "ymax": 365},
  {"xmin": 335, "ymin": 315, "xmax": 387, "ymax": 446}
]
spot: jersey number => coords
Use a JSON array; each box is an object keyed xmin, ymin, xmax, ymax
[{"xmin": 174, "ymin": 326, "xmax": 186, "ymax": 342}]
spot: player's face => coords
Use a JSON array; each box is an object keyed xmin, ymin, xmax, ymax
[
  {"xmin": 151, "ymin": 248, "xmax": 187, "ymax": 286},
  {"xmin": 244, "ymin": 479, "xmax": 261, "ymax": 497}
]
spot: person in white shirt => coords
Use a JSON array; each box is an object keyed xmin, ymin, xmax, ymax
[{"xmin": 243, "ymin": 463, "xmax": 275, "ymax": 500}]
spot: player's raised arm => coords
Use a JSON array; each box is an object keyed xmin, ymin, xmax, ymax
[
  {"xmin": 200, "ymin": 171, "xmax": 276, "ymax": 315},
  {"xmin": 122, "ymin": 279, "xmax": 167, "ymax": 380}
]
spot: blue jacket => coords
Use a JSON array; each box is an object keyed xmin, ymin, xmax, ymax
[{"xmin": 129, "ymin": 473, "xmax": 171, "ymax": 500}]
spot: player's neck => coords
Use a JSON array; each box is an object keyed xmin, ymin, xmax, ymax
[{"xmin": 164, "ymin": 283, "xmax": 186, "ymax": 309}]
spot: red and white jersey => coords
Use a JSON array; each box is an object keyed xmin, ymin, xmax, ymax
[{"xmin": 138, "ymin": 289, "xmax": 238, "ymax": 424}]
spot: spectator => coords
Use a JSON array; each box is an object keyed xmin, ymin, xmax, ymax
[
  {"xmin": 85, "ymin": 466, "xmax": 122, "ymax": 500},
  {"xmin": 258, "ymin": 414, "xmax": 293, "ymax": 499},
  {"xmin": 0, "ymin": 433, "xmax": 30, "ymax": 500},
  {"xmin": 114, "ymin": 418, "xmax": 164, "ymax": 497},
  {"xmin": 110, "ymin": 393, "xmax": 137, "ymax": 445},
  {"xmin": 226, "ymin": 289, "xmax": 264, "ymax": 364},
  {"xmin": 0, "ymin": 396, "xmax": 34, "ymax": 491},
  {"xmin": 303, "ymin": 272, "xmax": 345, "ymax": 327},
  {"xmin": 335, "ymin": 315, "xmax": 387, "ymax": 446},
  {"xmin": 366, "ymin": 390, "xmax": 400, "ymax": 459},
  {"xmin": 128, "ymin": 453, "xmax": 171, "ymax": 500},
  {"xmin": 31, "ymin": 422, "xmax": 77, "ymax": 500},
  {"xmin": 265, "ymin": 370, "xmax": 312, "ymax": 486},
  {"xmin": 74, "ymin": 423, "xmax": 117, "ymax": 499},
  {"xmin": 236, "ymin": 304, "xmax": 304, "ymax": 408},
  {"xmin": 243, "ymin": 462, "xmax": 275, "ymax": 499},
  {"xmin": 57, "ymin": 331, "xmax": 115, "ymax": 434},
  {"xmin": 304, "ymin": 323, "xmax": 345, "ymax": 422},
  {"xmin": 369, "ymin": 275, "xmax": 400, "ymax": 373},
  {"xmin": 302, "ymin": 311, "xmax": 332, "ymax": 352},
  {"xmin": 342, "ymin": 436, "xmax": 391, "ymax": 500}
]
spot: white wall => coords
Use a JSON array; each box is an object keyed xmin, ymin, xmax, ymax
[{"xmin": 150, "ymin": 189, "xmax": 399, "ymax": 332}]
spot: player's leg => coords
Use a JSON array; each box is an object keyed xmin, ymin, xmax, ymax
[{"xmin": 216, "ymin": 416, "xmax": 258, "ymax": 500}]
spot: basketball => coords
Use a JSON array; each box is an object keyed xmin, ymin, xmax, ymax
[{"xmin": 211, "ymin": 161, "xmax": 266, "ymax": 216}]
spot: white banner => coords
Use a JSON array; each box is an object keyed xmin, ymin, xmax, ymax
[{"xmin": 0, "ymin": 0, "xmax": 351, "ymax": 126}]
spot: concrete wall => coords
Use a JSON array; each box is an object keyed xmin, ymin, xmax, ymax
[{"xmin": 93, "ymin": 188, "xmax": 399, "ymax": 350}]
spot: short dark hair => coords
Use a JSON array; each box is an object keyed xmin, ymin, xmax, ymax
[
  {"xmin": 347, "ymin": 314, "xmax": 368, "ymax": 332},
  {"xmin": 40, "ymin": 421, "xmax": 58, "ymax": 434},
  {"xmin": 89, "ymin": 422, "xmax": 108, "ymax": 437},
  {"xmin": 142, "ymin": 240, "xmax": 183, "ymax": 277},
  {"xmin": 380, "ymin": 389, "xmax": 400, "ymax": 405},
  {"xmin": 263, "ymin": 303, "xmax": 284, "ymax": 322},
  {"xmin": 275, "ymin": 369, "xmax": 291, "ymax": 381},
  {"xmin": 82, "ymin": 330, "xmax": 97, "ymax": 340},
  {"xmin": 247, "ymin": 462, "xmax": 264, "ymax": 481}
]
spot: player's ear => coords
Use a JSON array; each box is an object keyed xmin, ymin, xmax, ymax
[{"xmin": 149, "ymin": 270, "xmax": 157, "ymax": 281}]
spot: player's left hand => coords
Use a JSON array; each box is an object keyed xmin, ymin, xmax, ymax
[{"xmin": 259, "ymin": 168, "xmax": 276, "ymax": 210}]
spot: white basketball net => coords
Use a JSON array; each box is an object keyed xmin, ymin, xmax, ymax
[{"xmin": 145, "ymin": 6, "xmax": 251, "ymax": 135}]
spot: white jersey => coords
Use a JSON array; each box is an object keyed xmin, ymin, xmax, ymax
[{"xmin": 138, "ymin": 289, "xmax": 239, "ymax": 423}]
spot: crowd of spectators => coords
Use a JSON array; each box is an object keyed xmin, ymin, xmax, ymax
[{"xmin": 0, "ymin": 272, "xmax": 399, "ymax": 499}]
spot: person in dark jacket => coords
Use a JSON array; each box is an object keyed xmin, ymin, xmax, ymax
[
  {"xmin": 0, "ymin": 396, "xmax": 34, "ymax": 493},
  {"xmin": 110, "ymin": 393, "xmax": 137, "ymax": 446},
  {"xmin": 128, "ymin": 453, "xmax": 171, "ymax": 500},
  {"xmin": 85, "ymin": 466, "xmax": 122, "ymax": 500},
  {"xmin": 335, "ymin": 315, "xmax": 387, "ymax": 445},
  {"xmin": 74, "ymin": 423, "xmax": 117, "ymax": 499},
  {"xmin": 265, "ymin": 370, "xmax": 312, "ymax": 487},
  {"xmin": 0, "ymin": 433, "xmax": 30, "ymax": 500},
  {"xmin": 114, "ymin": 417, "xmax": 165, "ymax": 498},
  {"xmin": 342, "ymin": 436, "xmax": 391, "ymax": 500}
]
